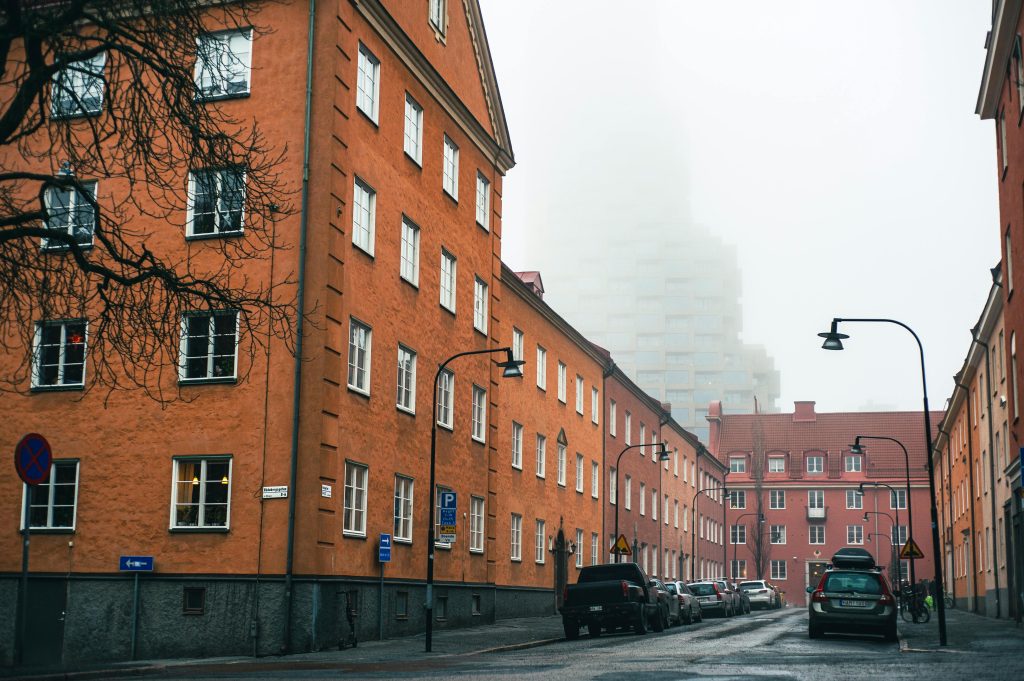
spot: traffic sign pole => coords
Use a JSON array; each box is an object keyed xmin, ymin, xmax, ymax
[{"xmin": 16, "ymin": 486, "xmax": 29, "ymax": 667}]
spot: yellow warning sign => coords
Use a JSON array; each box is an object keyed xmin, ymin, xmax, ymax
[
  {"xmin": 900, "ymin": 538, "xmax": 925, "ymax": 560},
  {"xmin": 611, "ymin": 534, "xmax": 632, "ymax": 556}
]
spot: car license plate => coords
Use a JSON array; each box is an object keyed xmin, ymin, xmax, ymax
[
  {"xmin": 700, "ymin": 597, "xmax": 713, "ymax": 603},
  {"xmin": 839, "ymin": 599, "xmax": 869, "ymax": 607},
  {"xmin": 589, "ymin": 605, "xmax": 603, "ymax": 612}
]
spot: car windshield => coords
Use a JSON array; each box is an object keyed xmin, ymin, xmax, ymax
[
  {"xmin": 689, "ymin": 583, "xmax": 716, "ymax": 596},
  {"xmin": 822, "ymin": 572, "xmax": 882, "ymax": 595},
  {"xmin": 740, "ymin": 581, "xmax": 765, "ymax": 589},
  {"xmin": 665, "ymin": 583, "xmax": 678, "ymax": 594}
]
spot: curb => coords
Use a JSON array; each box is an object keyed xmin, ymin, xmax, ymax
[
  {"xmin": 3, "ymin": 665, "xmax": 167, "ymax": 681},
  {"xmin": 474, "ymin": 637, "xmax": 563, "ymax": 655}
]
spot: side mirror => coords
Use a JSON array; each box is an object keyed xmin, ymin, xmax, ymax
[{"xmin": 805, "ymin": 586, "xmax": 814, "ymax": 594}]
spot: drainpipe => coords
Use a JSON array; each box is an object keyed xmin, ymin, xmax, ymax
[
  {"xmin": 972, "ymin": 322, "xmax": 1002, "ymax": 617},
  {"xmin": 602, "ymin": 360, "xmax": 614, "ymax": 560},
  {"xmin": 283, "ymin": 0, "xmax": 317, "ymax": 654}
]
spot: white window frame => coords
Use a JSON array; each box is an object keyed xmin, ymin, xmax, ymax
[
  {"xmin": 343, "ymin": 461, "xmax": 368, "ymax": 536},
  {"xmin": 847, "ymin": 525, "xmax": 864, "ymax": 545},
  {"xmin": 535, "ymin": 434, "xmax": 546, "ymax": 478},
  {"xmin": 510, "ymin": 513, "xmax": 522, "ymax": 561},
  {"xmin": 33, "ymin": 319, "xmax": 88, "ymax": 389},
  {"xmin": 731, "ymin": 524, "xmax": 746, "ymax": 545},
  {"xmin": 806, "ymin": 455, "xmax": 824, "ymax": 474},
  {"xmin": 187, "ymin": 167, "xmax": 246, "ymax": 237},
  {"xmin": 845, "ymin": 455, "xmax": 862, "ymax": 472},
  {"xmin": 770, "ymin": 489, "xmax": 786, "ymax": 509},
  {"xmin": 890, "ymin": 489, "xmax": 907, "ymax": 510},
  {"xmin": 771, "ymin": 560, "xmax": 787, "ymax": 580},
  {"xmin": 396, "ymin": 345, "xmax": 416, "ymax": 413},
  {"xmin": 557, "ymin": 444, "xmax": 566, "ymax": 486},
  {"xmin": 42, "ymin": 180, "xmax": 97, "ymax": 249},
  {"xmin": 809, "ymin": 525, "xmax": 825, "ymax": 545},
  {"xmin": 194, "ymin": 30, "xmax": 252, "ymax": 100},
  {"xmin": 436, "ymin": 369, "xmax": 454, "ymax": 429},
  {"xmin": 768, "ymin": 457, "xmax": 785, "ymax": 473},
  {"xmin": 22, "ymin": 460, "xmax": 80, "ymax": 530},
  {"xmin": 591, "ymin": 461, "xmax": 599, "ymax": 498},
  {"xmin": 440, "ymin": 249, "xmax": 457, "ymax": 312},
  {"xmin": 475, "ymin": 172, "xmax": 490, "ymax": 229},
  {"xmin": 592, "ymin": 533, "xmax": 599, "ymax": 566},
  {"xmin": 442, "ymin": 135, "xmax": 459, "ymax": 200},
  {"xmin": 471, "ymin": 385, "xmax": 486, "ymax": 443},
  {"xmin": 729, "ymin": 490, "xmax": 746, "ymax": 510},
  {"xmin": 729, "ymin": 457, "xmax": 746, "ymax": 473},
  {"xmin": 609, "ymin": 400, "xmax": 617, "ymax": 436},
  {"xmin": 557, "ymin": 362, "xmax": 566, "ymax": 402},
  {"xmin": 536, "ymin": 346, "xmax": 547, "ymax": 389},
  {"xmin": 346, "ymin": 318, "xmax": 372, "ymax": 395},
  {"xmin": 170, "ymin": 456, "xmax": 232, "ymax": 530},
  {"xmin": 178, "ymin": 311, "xmax": 239, "ymax": 383},
  {"xmin": 403, "ymin": 93, "xmax": 423, "ymax": 164},
  {"xmin": 846, "ymin": 489, "xmax": 863, "ymax": 510},
  {"xmin": 470, "ymin": 495, "xmax": 485, "ymax": 553},
  {"xmin": 351, "ymin": 177, "xmax": 376, "ymax": 255},
  {"xmin": 429, "ymin": 0, "xmax": 447, "ymax": 35},
  {"xmin": 624, "ymin": 475, "xmax": 632, "ymax": 510},
  {"xmin": 400, "ymin": 216, "xmax": 420, "ymax": 286},
  {"xmin": 640, "ymin": 482, "xmax": 646, "ymax": 515},
  {"xmin": 473, "ymin": 277, "xmax": 489, "ymax": 333},
  {"xmin": 535, "ymin": 519, "xmax": 546, "ymax": 564},
  {"xmin": 512, "ymin": 327, "xmax": 524, "ymax": 362},
  {"xmin": 609, "ymin": 467, "xmax": 617, "ymax": 504},
  {"xmin": 624, "ymin": 411, "xmax": 632, "ymax": 445},
  {"xmin": 393, "ymin": 475, "xmax": 414, "ymax": 542},
  {"xmin": 770, "ymin": 524, "xmax": 786, "ymax": 544},
  {"xmin": 511, "ymin": 421, "xmax": 523, "ymax": 469},
  {"xmin": 356, "ymin": 42, "xmax": 380, "ymax": 122},
  {"xmin": 575, "ymin": 376, "xmax": 584, "ymax": 414},
  {"xmin": 576, "ymin": 529, "xmax": 584, "ymax": 568},
  {"xmin": 808, "ymin": 490, "xmax": 824, "ymax": 509},
  {"xmin": 52, "ymin": 52, "xmax": 105, "ymax": 117},
  {"xmin": 575, "ymin": 453, "xmax": 584, "ymax": 493}
]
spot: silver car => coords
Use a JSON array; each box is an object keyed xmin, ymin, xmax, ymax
[
  {"xmin": 740, "ymin": 580, "xmax": 777, "ymax": 610},
  {"xmin": 664, "ymin": 580, "xmax": 703, "ymax": 624},
  {"xmin": 713, "ymin": 579, "xmax": 742, "ymax": 616}
]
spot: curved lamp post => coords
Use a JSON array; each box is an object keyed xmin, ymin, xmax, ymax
[
  {"xmin": 425, "ymin": 347, "xmax": 524, "ymax": 652},
  {"xmin": 731, "ymin": 512, "xmax": 764, "ymax": 580},
  {"xmin": 851, "ymin": 435, "xmax": 915, "ymax": 587},
  {"xmin": 819, "ymin": 317, "xmax": 946, "ymax": 645},
  {"xmin": 690, "ymin": 482, "xmax": 728, "ymax": 581},
  {"xmin": 613, "ymin": 442, "xmax": 669, "ymax": 563},
  {"xmin": 863, "ymin": 510, "xmax": 898, "ymax": 580}
]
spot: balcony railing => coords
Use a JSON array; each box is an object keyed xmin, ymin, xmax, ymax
[{"xmin": 806, "ymin": 505, "xmax": 826, "ymax": 520}]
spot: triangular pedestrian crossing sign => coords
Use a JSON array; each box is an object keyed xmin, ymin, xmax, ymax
[
  {"xmin": 611, "ymin": 534, "xmax": 632, "ymax": 556},
  {"xmin": 900, "ymin": 538, "xmax": 925, "ymax": 560}
]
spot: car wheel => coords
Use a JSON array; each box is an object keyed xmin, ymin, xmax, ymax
[
  {"xmin": 588, "ymin": 623, "xmax": 602, "ymax": 638},
  {"xmin": 634, "ymin": 609, "xmax": 649, "ymax": 635},
  {"xmin": 696, "ymin": 608, "xmax": 703, "ymax": 622},
  {"xmin": 563, "ymin": 619, "xmax": 580, "ymax": 640},
  {"xmin": 884, "ymin": 623, "xmax": 898, "ymax": 643},
  {"xmin": 683, "ymin": 607, "xmax": 692, "ymax": 625},
  {"xmin": 808, "ymin": 624, "xmax": 824, "ymax": 639}
]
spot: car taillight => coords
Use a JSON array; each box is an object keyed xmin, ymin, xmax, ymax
[
  {"xmin": 878, "ymin": 593, "xmax": 894, "ymax": 605},
  {"xmin": 563, "ymin": 586, "xmax": 569, "ymax": 604},
  {"xmin": 811, "ymin": 590, "xmax": 828, "ymax": 603},
  {"xmin": 678, "ymin": 595, "xmax": 685, "ymax": 604},
  {"xmin": 621, "ymin": 580, "xmax": 629, "ymax": 598}
]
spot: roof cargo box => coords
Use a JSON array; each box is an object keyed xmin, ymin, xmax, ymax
[{"xmin": 831, "ymin": 548, "xmax": 875, "ymax": 570}]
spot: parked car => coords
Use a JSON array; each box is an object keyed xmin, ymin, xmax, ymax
[
  {"xmin": 687, "ymin": 581, "xmax": 732, "ymax": 617},
  {"xmin": 740, "ymin": 580, "xmax": 778, "ymax": 610},
  {"xmin": 649, "ymin": 578, "xmax": 676, "ymax": 629},
  {"xmin": 712, "ymin": 579, "xmax": 742, "ymax": 616},
  {"xmin": 664, "ymin": 580, "xmax": 703, "ymax": 624},
  {"xmin": 560, "ymin": 562, "xmax": 663, "ymax": 639},
  {"xmin": 734, "ymin": 581, "xmax": 752, "ymax": 614},
  {"xmin": 806, "ymin": 548, "xmax": 898, "ymax": 642}
]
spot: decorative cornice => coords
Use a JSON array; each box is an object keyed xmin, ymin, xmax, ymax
[
  {"xmin": 977, "ymin": 0, "xmax": 1023, "ymax": 119},
  {"xmin": 352, "ymin": 0, "xmax": 514, "ymax": 172}
]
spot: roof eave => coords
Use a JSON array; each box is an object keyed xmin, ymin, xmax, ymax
[{"xmin": 977, "ymin": 0, "xmax": 1023, "ymax": 119}]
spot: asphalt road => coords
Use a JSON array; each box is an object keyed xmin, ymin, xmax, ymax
[{"xmin": 117, "ymin": 607, "xmax": 1024, "ymax": 681}]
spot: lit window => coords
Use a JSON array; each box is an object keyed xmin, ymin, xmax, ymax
[
  {"xmin": 179, "ymin": 312, "xmax": 238, "ymax": 382},
  {"xmin": 195, "ymin": 30, "xmax": 252, "ymax": 99},
  {"xmin": 52, "ymin": 53, "xmax": 105, "ymax": 117},
  {"xmin": 171, "ymin": 457, "xmax": 231, "ymax": 529},
  {"xmin": 42, "ymin": 181, "xmax": 97, "ymax": 249},
  {"xmin": 32, "ymin": 320, "xmax": 87, "ymax": 388},
  {"xmin": 188, "ymin": 168, "xmax": 245, "ymax": 236},
  {"xmin": 356, "ymin": 43, "xmax": 380, "ymax": 122}
]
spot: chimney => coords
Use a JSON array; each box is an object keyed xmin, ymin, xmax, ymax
[{"xmin": 793, "ymin": 401, "xmax": 816, "ymax": 423}]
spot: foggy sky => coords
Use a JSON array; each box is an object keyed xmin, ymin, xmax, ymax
[{"xmin": 479, "ymin": 0, "xmax": 999, "ymax": 415}]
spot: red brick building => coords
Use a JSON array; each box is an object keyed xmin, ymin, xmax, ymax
[{"xmin": 708, "ymin": 401, "xmax": 937, "ymax": 604}]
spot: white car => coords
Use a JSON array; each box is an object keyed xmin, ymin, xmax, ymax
[{"xmin": 739, "ymin": 580, "xmax": 778, "ymax": 609}]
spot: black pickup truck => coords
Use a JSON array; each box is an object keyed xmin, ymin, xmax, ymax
[{"xmin": 559, "ymin": 562, "xmax": 662, "ymax": 639}]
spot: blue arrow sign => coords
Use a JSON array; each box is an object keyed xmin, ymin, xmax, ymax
[
  {"xmin": 379, "ymin": 533, "xmax": 392, "ymax": 563},
  {"xmin": 119, "ymin": 556, "xmax": 154, "ymax": 572}
]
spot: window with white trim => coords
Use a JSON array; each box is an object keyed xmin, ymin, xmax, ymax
[
  {"xmin": 846, "ymin": 489, "xmax": 863, "ymax": 509},
  {"xmin": 770, "ymin": 489, "xmax": 785, "ymax": 509},
  {"xmin": 730, "ymin": 524, "xmax": 746, "ymax": 545},
  {"xmin": 429, "ymin": 0, "xmax": 446, "ymax": 34},
  {"xmin": 356, "ymin": 43, "xmax": 380, "ymax": 122},
  {"xmin": 771, "ymin": 559, "xmax": 787, "ymax": 580},
  {"xmin": 535, "ymin": 433, "xmax": 546, "ymax": 477},
  {"xmin": 663, "ymin": 495, "xmax": 669, "ymax": 525},
  {"xmin": 24, "ymin": 460, "xmax": 79, "ymax": 530},
  {"xmin": 512, "ymin": 327, "xmax": 524, "ymax": 361},
  {"xmin": 591, "ymin": 461, "xmax": 599, "ymax": 498},
  {"xmin": 52, "ymin": 52, "xmax": 105, "ymax": 117},
  {"xmin": 557, "ymin": 362, "xmax": 566, "ymax": 402},
  {"xmin": 195, "ymin": 30, "xmax": 252, "ymax": 99},
  {"xmin": 624, "ymin": 475, "xmax": 632, "ymax": 510},
  {"xmin": 33, "ymin": 319, "xmax": 87, "ymax": 388},
  {"xmin": 768, "ymin": 457, "xmax": 785, "ymax": 473},
  {"xmin": 808, "ymin": 489, "xmax": 824, "ymax": 509},
  {"xmin": 172, "ymin": 457, "xmax": 231, "ymax": 529},
  {"xmin": 624, "ymin": 411, "xmax": 632, "ymax": 445},
  {"xmin": 188, "ymin": 168, "xmax": 245, "ymax": 236},
  {"xmin": 396, "ymin": 345, "xmax": 416, "ymax": 413},
  {"xmin": 436, "ymin": 369, "xmax": 453, "ymax": 429},
  {"xmin": 440, "ymin": 249, "xmax": 456, "ymax": 312},
  {"xmin": 591, "ymin": 388, "xmax": 600, "ymax": 424},
  {"xmin": 471, "ymin": 385, "xmax": 486, "ymax": 443},
  {"xmin": 43, "ymin": 180, "xmax": 97, "ymax": 249},
  {"xmin": 343, "ymin": 461, "xmax": 368, "ymax": 536},
  {"xmin": 575, "ymin": 376, "xmax": 584, "ymax": 414},
  {"xmin": 473, "ymin": 277, "xmax": 488, "ymax": 333},
  {"xmin": 400, "ymin": 216, "xmax": 420, "ymax": 286},
  {"xmin": 729, "ymin": 456, "xmax": 746, "ymax": 473},
  {"xmin": 652, "ymin": 488, "xmax": 658, "ymax": 520},
  {"xmin": 511, "ymin": 421, "xmax": 523, "ymax": 469},
  {"xmin": 845, "ymin": 455, "xmax": 862, "ymax": 472},
  {"xmin": 809, "ymin": 525, "xmax": 825, "ymax": 544},
  {"xmin": 609, "ymin": 466, "xmax": 617, "ymax": 504},
  {"xmin": 557, "ymin": 444, "xmax": 566, "ymax": 486},
  {"xmin": 442, "ymin": 135, "xmax": 459, "ymax": 199},
  {"xmin": 609, "ymin": 400, "xmax": 617, "ymax": 436},
  {"xmin": 179, "ymin": 312, "xmax": 238, "ymax": 382},
  {"xmin": 731, "ymin": 559, "xmax": 747, "ymax": 580},
  {"xmin": 639, "ymin": 423, "xmax": 646, "ymax": 455},
  {"xmin": 673, "ymin": 499, "xmax": 679, "ymax": 527},
  {"xmin": 352, "ymin": 178, "xmax": 376, "ymax": 254},
  {"xmin": 847, "ymin": 525, "xmax": 864, "ymax": 545},
  {"xmin": 806, "ymin": 455, "xmax": 824, "ymax": 474},
  {"xmin": 403, "ymin": 93, "xmax": 423, "ymax": 163},
  {"xmin": 475, "ymin": 172, "xmax": 490, "ymax": 229},
  {"xmin": 535, "ymin": 519, "xmax": 545, "ymax": 563},
  {"xmin": 346, "ymin": 318, "xmax": 372, "ymax": 394},
  {"xmin": 576, "ymin": 529, "xmax": 584, "ymax": 568},
  {"xmin": 890, "ymin": 489, "xmax": 907, "ymax": 510},
  {"xmin": 470, "ymin": 495, "xmax": 484, "ymax": 552},
  {"xmin": 394, "ymin": 475, "xmax": 413, "ymax": 542},
  {"xmin": 729, "ymin": 490, "xmax": 746, "ymax": 510},
  {"xmin": 592, "ymin": 533, "xmax": 599, "ymax": 566},
  {"xmin": 536, "ymin": 346, "xmax": 547, "ymax": 389},
  {"xmin": 770, "ymin": 524, "xmax": 786, "ymax": 544},
  {"xmin": 639, "ymin": 482, "xmax": 646, "ymax": 515},
  {"xmin": 510, "ymin": 513, "xmax": 522, "ymax": 561},
  {"xmin": 575, "ymin": 453, "xmax": 584, "ymax": 493}
]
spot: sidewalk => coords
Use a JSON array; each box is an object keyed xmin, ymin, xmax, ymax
[
  {"xmin": 1, "ymin": 615, "xmax": 567, "ymax": 681},
  {"xmin": 898, "ymin": 606, "xmax": 1024, "ymax": 652}
]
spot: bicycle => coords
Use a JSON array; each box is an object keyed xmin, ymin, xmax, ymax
[
  {"xmin": 943, "ymin": 592, "xmax": 954, "ymax": 609},
  {"xmin": 899, "ymin": 585, "xmax": 931, "ymax": 624}
]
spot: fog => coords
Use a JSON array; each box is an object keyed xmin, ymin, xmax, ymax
[{"xmin": 480, "ymin": 0, "xmax": 999, "ymax": 414}]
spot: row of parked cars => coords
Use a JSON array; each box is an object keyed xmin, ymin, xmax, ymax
[{"xmin": 559, "ymin": 562, "xmax": 786, "ymax": 639}]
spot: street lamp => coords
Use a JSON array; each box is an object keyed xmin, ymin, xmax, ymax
[
  {"xmin": 818, "ymin": 316, "xmax": 946, "ymax": 645},
  {"xmin": 856, "ymin": 482, "xmax": 900, "ymax": 543},
  {"xmin": 731, "ymin": 512, "xmax": 764, "ymax": 580},
  {"xmin": 691, "ymin": 482, "xmax": 727, "ymax": 581},
  {"xmin": 425, "ymin": 347, "xmax": 523, "ymax": 653},
  {"xmin": 863, "ymin": 510, "xmax": 898, "ymax": 581},
  {"xmin": 613, "ymin": 442, "xmax": 669, "ymax": 562},
  {"xmin": 851, "ymin": 435, "xmax": 915, "ymax": 587}
]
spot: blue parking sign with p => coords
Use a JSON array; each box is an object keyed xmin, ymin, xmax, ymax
[{"xmin": 440, "ymin": 491, "xmax": 457, "ymax": 526}]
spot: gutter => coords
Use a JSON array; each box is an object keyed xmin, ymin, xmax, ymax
[{"xmin": 283, "ymin": 0, "xmax": 317, "ymax": 654}]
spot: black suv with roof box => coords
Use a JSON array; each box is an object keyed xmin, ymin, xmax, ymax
[{"xmin": 806, "ymin": 548, "xmax": 898, "ymax": 642}]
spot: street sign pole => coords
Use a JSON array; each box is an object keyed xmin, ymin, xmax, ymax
[
  {"xmin": 14, "ymin": 432, "xmax": 53, "ymax": 667},
  {"xmin": 16, "ymin": 486, "xmax": 29, "ymax": 667}
]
